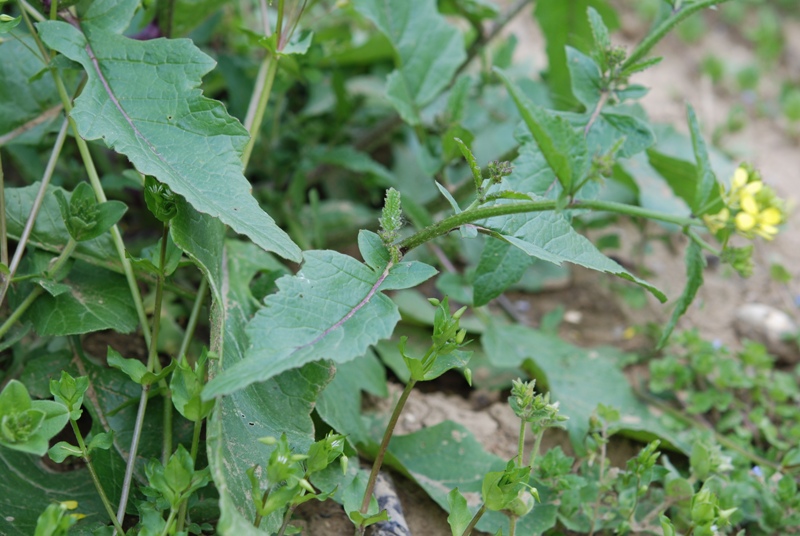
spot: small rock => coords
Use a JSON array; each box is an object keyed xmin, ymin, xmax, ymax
[{"xmin": 734, "ymin": 303, "xmax": 799, "ymax": 364}]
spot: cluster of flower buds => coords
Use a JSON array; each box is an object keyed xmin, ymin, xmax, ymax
[{"xmin": 703, "ymin": 165, "xmax": 785, "ymax": 241}]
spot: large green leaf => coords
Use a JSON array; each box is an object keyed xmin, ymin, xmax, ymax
[
  {"xmin": 387, "ymin": 421, "xmax": 558, "ymax": 535},
  {"xmin": 480, "ymin": 207, "xmax": 665, "ymax": 302},
  {"xmin": 203, "ymin": 234, "xmax": 437, "ymax": 397},
  {"xmin": 472, "ymin": 238, "xmax": 533, "ymax": 307},
  {"xmin": 37, "ymin": 1, "xmax": 301, "ymax": 262},
  {"xmin": 0, "ymin": 37, "xmax": 63, "ymax": 146},
  {"xmin": 482, "ymin": 323, "xmax": 688, "ymax": 455},
  {"xmin": 203, "ymin": 238, "xmax": 333, "ymax": 534},
  {"xmin": 4, "ymin": 183, "xmax": 118, "ymax": 264},
  {"xmin": 0, "ymin": 449, "xmax": 107, "ymax": 535},
  {"xmin": 353, "ymin": 0, "xmax": 466, "ymax": 125},
  {"xmin": 24, "ymin": 261, "xmax": 138, "ymax": 336}
]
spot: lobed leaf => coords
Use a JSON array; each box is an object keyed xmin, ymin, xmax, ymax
[
  {"xmin": 37, "ymin": 7, "xmax": 301, "ymax": 262},
  {"xmin": 657, "ymin": 240, "xmax": 705, "ymax": 349}
]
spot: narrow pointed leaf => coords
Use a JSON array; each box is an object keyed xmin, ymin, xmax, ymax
[
  {"xmin": 204, "ymin": 249, "xmax": 437, "ymax": 397},
  {"xmin": 353, "ymin": 0, "xmax": 466, "ymax": 125},
  {"xmin": 37, "ymin": 13, "xmax": 301, "ymax": 261},
  {"xmin": 495, "ymin": 68, "xmax": 589, "ymax": 193},
  {"xmin": 687, "ymin": 104, "xmax": 717, "ymax": 214},
  {"xmin": 658, "ymin": 240, "xmax": 705, "ymax": 348}
]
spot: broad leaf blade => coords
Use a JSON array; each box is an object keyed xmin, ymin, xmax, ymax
[
  {"xmin": 566, "ymin": 46, "xmax": 602, "ymax": 109},
  {"xmin": 657, "ymin": 240, "xmax": 705, "ymax": 349},
  {"xmin": 203, "ymin": 250, "xmax": 437, "ymax": 397},
  {"xmin": 37, "ymin": 17, "xmax": 301, "ymax": 262},
  {"xmin": 353, "ymin": 0, "xmax": 466, "ymax": 125},
  {"xmin": 472, "ymin": 238, "xmax": 533, "ymax": 307},
  {"xmin": 25, "ymin": 261, "xmax": 138, "ymax": 336}
]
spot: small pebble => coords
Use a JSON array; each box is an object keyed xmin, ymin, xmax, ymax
[{"xmin": 734, "ymin": 303, "xmax": 799, "ymax": 364}]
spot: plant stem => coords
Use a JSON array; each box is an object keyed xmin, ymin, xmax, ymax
[
  {"xmin": 69, "ymin": 419, "xmax": 126, "ymax": 535},
  {"xmin": 588, "ymin": 428, "xmax": 609, "ymax": 536},
  {"xmin": 461, "ymin": 503, "xmax": 487, "ymax": 536},
  {"xmin": 516, "ymin": 419, "xmax": 526, "ymax": 467},
  {"xmin": 396, "ymin": 199, "xmax": 702, "ymax": 254},
  {"xmin": 117, "ymin": 383, "xmax": 149, "ymax": 524},
  {"xmin": 528, "ymin": 431, "xmax": 544, "ymax": 471},
  {"xmin": 686, "ymin": 228, "xmax": 721, "ymax": 256},
  {"xmin": 176, "ymin": 418, "xmax": 204, "ymax": 533},
  {"xmin": 159, "ymin": 508, "xmax": 178, "ymax": 536},
  {"xmin": 0, "ymin": 151, "xmax": 6, "ymax": 272},
  {"xmin": 359, "ymin": 378, "xmax": 417, "ymax": 516},
  {"xmin": 509, "ymin": 516, "xmax": 517, "ymax": 536},
  {"xmin": 153, "ymin": 226, "xmax": 173, "ymax": 464},
  {"xmin": 242, "ymin": 54, "xmax": 279, "ymax": 170},
  {"xmin": 584, "ymin": 91, "xmax": 610, "ymax": 136},
  {"xmin": 622, "ymin": 0, "xmax": 733, "ymax": 71},
  {"xmin": 277, "ymin": 503, "xmax": 298, "ymax": 536},
  {"xmin": 0, "ymin": 114, "xmax": 70, "ymax": 308},
  {"xmin": 177, "ymin": 276, "xmax": 208, "ymax": 364}
]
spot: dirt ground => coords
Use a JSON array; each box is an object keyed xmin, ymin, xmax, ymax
[{"xmin": 299, "ymin": 4, "xmax": 800, "ymax": 535}]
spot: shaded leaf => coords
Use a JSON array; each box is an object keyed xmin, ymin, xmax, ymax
[
  {"xmin": 472, "ymin": 237, "xmax": 533, "ymax": 307},
  {"xmin": 566, "ymin": 46, "xmax": 602, "ymax": 109},
  {"xmin": 38, "ymin": 9, "xmax": 301, "ymax": 261},
  {"xmin": 25, "ymin": 261, "xmax": 138, "ymax": 336},
  {"xmin": 353, "ymin": 0, "xmax": 466, "ymax": 125}
]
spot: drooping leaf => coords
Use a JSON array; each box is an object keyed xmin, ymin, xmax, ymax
[
  {"xmin": 480, "ymin": 206, "xmax": 666, "ymax": 302},
  {"xmin": 496, "ymin": 68, "xmax": 589, "ymax": 194},
  {"xmin": 37, "ymin": 4, "xmax": 301, "ymax": 262},
  {"xmin": 4, "ymin": 184, "xmax": 118, "ymax": 264},
  {"xmin": 387, "ymin": 421, "xmax": 558, "ymax": 535},
  {"xmin": 24, "ymin": 261, "xmax": 138, "ymax": 336},
  {"xmin": 658, "ymin": 240, "xmax": 705, "ymax": 349},
  {"xmin": 203, "ymin": 242, "xmax": 437, "ymax": 397},
  {"xmin": 353, "ymin": 0, "xmax": 466, "ymax": 125},
  {"xmin": 472, "ymin": 238, "xmax": 533, "ymax": 307},
  {"xmin": 482, "ymin": 323, "xmax": 689, "ymax": 454}
]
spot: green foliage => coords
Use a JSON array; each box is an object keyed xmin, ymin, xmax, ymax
[{"xmin": 0, "ymin": 0, "xmax": 790, "ymax": 534}]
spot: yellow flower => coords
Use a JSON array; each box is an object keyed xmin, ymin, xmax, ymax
[
  {"xmin": 703, "ymin": 208, "xmax": 730, "ymax": 234},
  {"xmin": 735, "ymin": 212, "xmax": 756, "ymax": 232},
  {"xmin": 732, "ymin": 167, "xmax": 749, "ymax": 190}
]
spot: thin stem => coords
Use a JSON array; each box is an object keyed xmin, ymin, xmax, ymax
[
  {"xmin": 69, "ymin": 420, "xmax": 126, "ymax": 535},
  {"xmin": 461, "ymin": 503, "xmax": 487, "ymax": 536},
  {"xmin": 117, "ymin": 383, "xmax": 150, "ymax": 523},
  {"xmin": 396, "ymin": 199, "xmax": 703, "ymax": 254},
  {"xmin": 686, "ymin": 228, "xmax": 721, "ymax": 256},
  {"xmin": 359, "ymin": 379, "xmax": 417, "ymax": 516},
  {"xmin": 242, "ymin": 54, "xmax": 279, "ymax": 170},
  {"xmin": 0, "ymin": 117, "xmax": 70, "ymax": 307},
  {"xmin": 49, "ymin": 0, "xmax": 57, "ymax": 20},
  {"xmin": 528, "ymin": 431, "xmax": 544, "ymax": 471},
  {"xmin": 176, "ymin": 418, "xmax": 204, "ymax": 533},
  {"xmin": 159, "ymin": 508, "xmax": 178, "ymax": 536},
  {"xmin": 277, "ymin": 503, "xmax": 298, "ymax": 536},
  {"xmin": 148, "ymin": 225, "xmax": 171, "ymax": 463},
  {"xmin": 0, "ymin": 152, "xmax": 6, "ymax": 271},
  {"xmin": 622, "ymin": 0, "xmax": 733, "ymax": 71},
  {"xmin": 516, "ymin": 419, "xmax": 526, "ymax": 467},
  {"xmin": 254, "ymin": 488, "xmax": 270, "ymax": 528},
  {"xmin": 177, "ymin": 276, "xmax": 208, "ymax": 364},
  {"xmin": 588, "ymin": 429, "xmax": 609, "ymax": 536},
  {"xmin": 584, "ymin": 91, "xmax": 610, "ymax": 136},
  {"xmin": 509, "ymin": 516, "xmax": 517, "ymax": 536},
  {"xmin": 275, "ymin": 0, "xmax": 285, "ymax": 49}
]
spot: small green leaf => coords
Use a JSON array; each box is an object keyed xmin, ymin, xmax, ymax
[
  {"xmin": 658, "ymin": 240, "xmax": 705, "ymax": 349},
  {"xmin": 170, "ymin": 353, "xmax": 215, "ymax": 422},
  {"xmin": 495, "ymin": 68, "xmax": 589, "ymax": 194},
  {"xmin": 472, "ymin": 238, "xmax": 533, "ymax": 307},
  {"xmin": 454, "ymin": 137, "xmax": 484, "ymax": 192},
  {"xmin": 348, "ymin": 509, "xmax": 390, "ymax": 528},
  {"xmin": 49, "ymin": 371, "xmax": 89, "ymax": 421},
  {"xmin": 0, "ymin": 14, "xmax": 21, "ymax": 33},
  {"xmin": 435, "ymin": 182, "xmax": 462, "ymax": 214},
  {"xmin": 47, "ymin": 441, "xmax": 83, "ymax": 463},
  {"xmin": 107, "ymin": 348, "xmax": 175, "ymax": 386},
  {"xmin": 566, "ymin": 46, "xmax": 603, "ymax": 109},
  {"xmin": 587, "ymin": 7, "xmax": 610, "ymax": 52},
  {"xmin": 0, "ymin": 381, "xmax": 69, "ymax": 456},
  {"xmin": 447, "ymin": 488, "xmax": 472, "ymax": 536},
  {"xmin": 86, "ymin": 431, "xmax": 114, "ymax": 453}
]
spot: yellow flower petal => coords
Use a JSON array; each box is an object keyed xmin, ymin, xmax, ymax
[
  {"xmin": 755, "ymin": 225, "xmax": 778, "ymax": 240},
  {"xmin": 743, "ymin": 181, "xmax": 763, "ymax": 195},
  {"xmin": 739, "ymin": 194, "xmax": 759, "ymax": 215},
  {"xmin": 735, "ymin": 212, "xmax": 756, "ymax": 231},
  {"xmin": 732, "ymin": 167, "xmax": 749, "ymax": 190},
  {"xmin": 61, "ymin": 501, "xmax": 78, "ymax": 510},
  {"xmin": 760, "ymin": 207, "xmax": 782, "ymax": 226}
]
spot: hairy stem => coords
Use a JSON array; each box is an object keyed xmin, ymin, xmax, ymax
[
  {"xmin": 69, "ymin": 419, "xmax": 126, "ymax": 535},
  {"xmin": 461, "ymin": 503, "xmax": 488, "ymax": 536},
  {"xmin": 177, "ymin": 276, "xmax": 208, "ymax": 364},
  {"xmin": 396, "ymin": 199, "xmax": 702, "ymax": 254},
  {"xmin": 516, "ymin": 419, "xmax": 526, "ymax": 467},
  {"xmin": 622, "ymin": 0, "xmax": 733, "ymax": 71},
  {"xmin": 528, "ymin": 430, "xmax": 544, "ymax": 471},
  {"xmin": 359, "ymin": 379, "xmax": 417, "ymax": 517}
]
